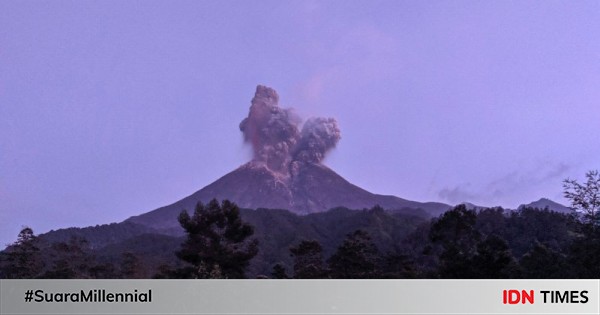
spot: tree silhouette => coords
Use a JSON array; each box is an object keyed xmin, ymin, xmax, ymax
[
  {"xmin": 120, "ymin": 252, "xmax": 145, "ymax": 279},
  {"xmin": 176, "ymin": 199, "xmax": 258, "ymax": 279},
  {"xmin": 429, "ymin": 205, "xmax": 480, "ymax": 278},
  {"xmin": 568, "ymin": 231, "xmax": 600, "ymax": 278},
  {"xmin": 0, "ymin": 227, "xmax": 42, "ymax": 279},
  {"xmin": 563, "ymin": 170, "xmax": 600, "ymax": 278},
  {"xmin": 271, "ymin": 263, "xmax": 289, "ymax": 279},
  {"xmin": 328, "ymin": 230, "xmax": 380, "ymax": 278},
  {"xmin": 563, "ymin": 170, "xmax": 600, "ymax": 228},
  {"xmin": 290, "ymin": 240, "xmax": 326, "ymax": 278},
  {"xmin": 40, "ymin": 237, "xmax": 93, "ymax": 279},
  {"xmin": 520, "ymin": 242, "xmax": 570, "ymax": 278},
  {"xmin": 470, "ymin": 234, "xmax": 519, "ymax": 278}
]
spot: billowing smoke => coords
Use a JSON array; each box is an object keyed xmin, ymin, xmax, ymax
[
  {"xmin": 239, "ymin": 85, "xmax": 340, "ymax": 174},
  {"xmin": 293, "ymin": 117, "xmax": 341, "ymax": 163},
  {"xmin": 239, "ymin": 85, "xmax": 301, "ymax": 172}
]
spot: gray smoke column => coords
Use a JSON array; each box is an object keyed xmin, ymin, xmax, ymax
[
  {"xmin": 239, "ymin": 85, "xmax": 301, "ymax": 172},
  {"xmin": 239, "ymin": 85, "xmax": 341, "ymax": 173}
]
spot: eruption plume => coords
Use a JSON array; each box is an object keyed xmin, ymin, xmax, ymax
[
  {"xmin": 239, "ymin": 85, "xmax": 340, "ymax": 174},
  {"xmin": 126, "ymin": 84, "xmax": 451, "ymax": 223}
]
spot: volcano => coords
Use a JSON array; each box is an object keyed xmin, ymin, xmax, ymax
[{"xmin": 126, "ymin": 85, "xmax": 449, "ymax": 231}]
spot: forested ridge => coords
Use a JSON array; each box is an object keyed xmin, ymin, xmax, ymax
[
  {"xmin": 2, "ymin": 170, "xmax": 598, "ymax": 279},
  {"xmin": 1, "ymin": 203, "xmax": 598, "ymax": 279}
]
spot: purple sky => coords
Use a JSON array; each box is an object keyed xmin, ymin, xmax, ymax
[{"xmin": 2, "ymin": 1, "xmax": 600, "ymax": 247}]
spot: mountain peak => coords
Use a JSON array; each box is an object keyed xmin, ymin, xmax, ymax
[{"xmin": 518, "ymin": 198, "xmax": 571, "ymax": 213}]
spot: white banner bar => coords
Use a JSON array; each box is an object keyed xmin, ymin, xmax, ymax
[{"xmin": 1, "ymin": 279, "xmax": 598, "ymax": 314}]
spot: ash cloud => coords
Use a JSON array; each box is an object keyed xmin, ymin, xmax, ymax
[
  {"xmin": 294, "ymin": 117, "xmax": 341, "ymax": 163},
  {"xmin": 239, "ymin": 85, "xmax": 340, "ymax": 173}
]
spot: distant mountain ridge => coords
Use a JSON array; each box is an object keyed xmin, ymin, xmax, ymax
[
  {"xmin": 459, "ymin": 202, "xmax": 489, "ymax": 211},
  {"xmin": 518, "ymin": 198, "xmax": 572, "ymax": 213},
  {"xmin": 459, "ymin": 198, "xmax": 571, "ymax": 214}
]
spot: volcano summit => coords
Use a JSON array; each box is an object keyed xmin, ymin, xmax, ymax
[{"xmin": 127, "ymin": 85, "xmax": 449, "ymax": 230}]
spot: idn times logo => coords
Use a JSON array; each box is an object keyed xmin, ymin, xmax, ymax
[{"xmin": 503, "ymin": 290, "xmax": 589, "ymax": 305}]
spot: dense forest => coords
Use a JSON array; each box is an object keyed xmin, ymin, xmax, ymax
[
  {"xmin": 1, "ymin": 203, "xmax": 598, "ymax": 279},
  {"xmin": 2, "ymin": 171, "xmax": 598, "ymax": 279}
]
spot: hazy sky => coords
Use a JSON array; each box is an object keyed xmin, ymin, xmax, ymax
[{"xmin": 1, "ymin": 0, "xmax": 599, "ymax": 247}]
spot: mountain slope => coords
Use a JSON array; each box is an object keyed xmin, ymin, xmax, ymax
[{"xmin": 126, "ymin": 162, "xmax": 449, "ymax": 231}]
